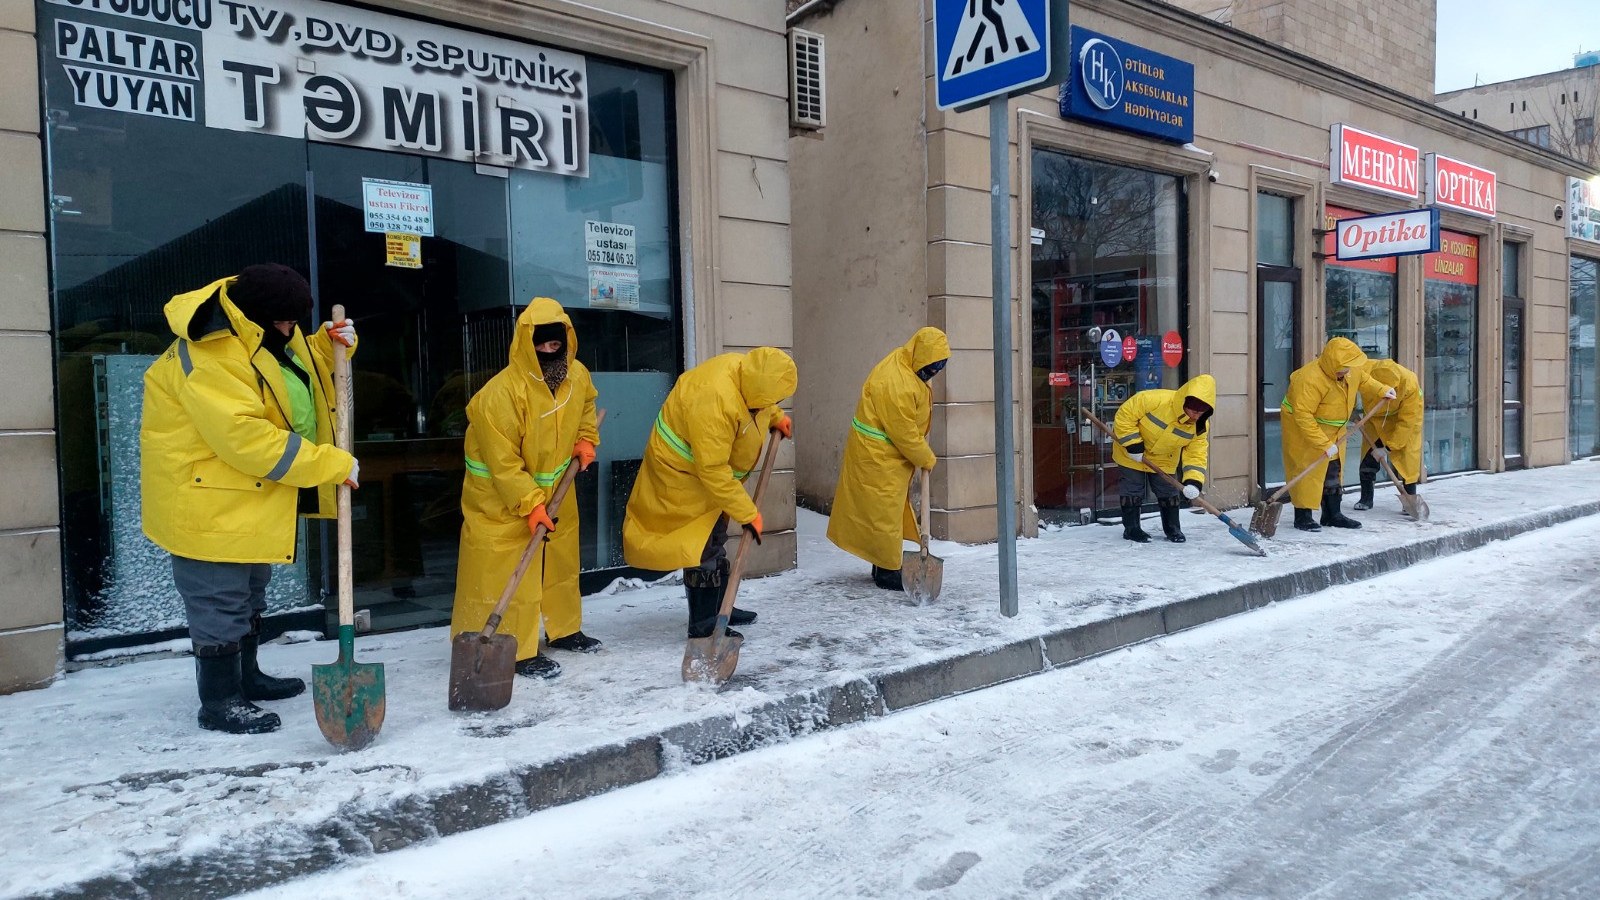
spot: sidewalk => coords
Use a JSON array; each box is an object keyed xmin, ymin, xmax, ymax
[{"xmin": 6, "ymin": 462, "xmax": 1599, "ymax": 900}]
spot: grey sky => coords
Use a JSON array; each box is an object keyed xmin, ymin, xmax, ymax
[{"xmin": 1436, "ymin": 0, "xmax": 1600, "ymax": 92}]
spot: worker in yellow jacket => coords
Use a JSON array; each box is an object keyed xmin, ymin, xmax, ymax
[
  {"xmin": 452, "ymin": 299, "xmax": 596, "ymax": 679},
  {"xmin": 142, "ymin": 265, "xmax": 359, "ymax": 735},
  {"xmin": 827, "ymin": 328, "xmax": 949, "ymax": 589},
  {"xmin": 624, "ymin": 348, "xmax": 797, "ymax": 638},
  {"xmin": 1110, "ymin": 374, "xmax": 1216, "ymax": 544},
  {"xmin": 1281, "ymin": 337, "xmax": 1393, "ymax": 531},
  {"xmin": 1354, "ymin": 359, "xmax": 1424, "ymax": 511}
]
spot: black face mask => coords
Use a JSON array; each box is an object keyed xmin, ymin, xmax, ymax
[
  {"xmin": 916, "ymin": 359, "xmax": 948, "ymax": 382},
  {"xmin": 259, "ymin": 323, "xmax": 293, "ymax": 361},
  {"xmin": 536, "ymin": 345, "xmax": 564, "ymax": 362}
]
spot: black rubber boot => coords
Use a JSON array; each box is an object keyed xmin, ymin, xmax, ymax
[
  {"xmin": 515, "ymin": 655, "xmax": 562, "ymax": 679},
  {"xmin": 1320, "ymin": 489, "xmax": 1362, "ymax": 529},
  {"xmin": 1158, "ymin": 497, "xmax": 1186, "ymax": 543},
  {"xmin": 684, "ymin": 568, "xmax": 742, "ymax": 639},
  {"xmin": 1293, "ymin": 507, "xmax": 1322, "ymax": 532},
  {"xmin": 871, "ymin": 565, "xmax": 904, "ymax": 591},
  {"xmin": 194, "ymin": 644, "xmax": 280, "ymax": 735},
  {"xmin": 1403, "ymin": 481, "xmax": 1419, "ymax": 495},
  {"xmin": 547, "ymin": 631, "xmax": 603, "ymax": 653},
  {"xmin": 712, "ymin": 559, "xmax": 757, "ymax": 625},
  {"xmin": 1120, "ymin": 498, "xmax": 1150, "ymax": 543},
  {"xmin": 1353, "ymin": 477, "xmax": 1376, "ymax": 511},
  {"xmin": 241, "ymin": 615, "xmax": 305, "ymax": 701}
]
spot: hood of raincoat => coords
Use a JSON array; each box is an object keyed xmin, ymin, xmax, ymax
[
  {"xmin": 1175, "ymin": 373, "xmax": 1217, "ymax": 430},
  {"xmin": 904, "ymin": 327, "xmax": 950, "ymax": 371},
  {"xmin": 1362, "ymin": 358, "xmax": 1420, "ymax": 401},
  {"xmin": 738, "ymin": 346, "xmax": 798, "ymax": 409},
  {"xmin": 164, "ymin": 276, "xmax": 266, "ymax": 350},
  {"xmin": 1317, "ymin": 336, "xmax": 1368, "ymax": 380},
  {"xmin": 515, "ymin": 296, "xmax": 577, "ymax": 371}
]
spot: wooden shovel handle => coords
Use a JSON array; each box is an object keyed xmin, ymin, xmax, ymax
[
  {"xmin": 716, "ymin": 429, "xmax": 783, "ymax": 628},
  {"xmin": 1265, "ymin": 396, "xmax": 1389, "ymax": 504},
  {"xmin": 331, "ymin": 305, "xmax": 355, "ymax": 632},
  {"xmin": 479, "ymin": 409, "xmax": 606, "ymax": 640},
  {"xmin": 1082, "ymin": 409, "xmax": 1225, "ymax": 516},
  {"xmin": 918, "ymin": 467, "xmax": 932, "ymax": 553}
]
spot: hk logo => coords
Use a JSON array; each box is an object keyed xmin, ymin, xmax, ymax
[{"xmin": 1079, "ymin": 38, "xmax": 1123, "ymax": 111}]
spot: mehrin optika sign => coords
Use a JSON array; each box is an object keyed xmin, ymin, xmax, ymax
[
  {"xmin": 1329, "ymin": 123, "xmax": 1419, "ymax": 200},
  {"xmin": 1334, "ymin": 208, "xmax": 1440, "ymax": 261}
]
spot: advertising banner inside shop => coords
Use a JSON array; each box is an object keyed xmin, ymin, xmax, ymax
[{"xmin": 1423, "ymin": 232, "xmax": 1480, "ymax": 475}]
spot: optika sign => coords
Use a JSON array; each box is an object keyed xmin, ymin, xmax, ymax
[
  {"xmin": 1425, "ymin": 153, "xmax": 1497, "ymax": 218},
  {"xmin": 1333, "ymin": 208, "xmax": 1440, "ymax": 261},
  {"xmin": 1329, "ymin": 123, "xmax": 1419, "ymax": 200}
]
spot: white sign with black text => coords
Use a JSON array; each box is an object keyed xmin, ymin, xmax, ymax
[
  {"xmin": 362, "ymin": 178, "xmax": 433, "ymax": 235},
  {"xmin": 584, "ymin": 220, "xmax": 636, "ymax": 267}
]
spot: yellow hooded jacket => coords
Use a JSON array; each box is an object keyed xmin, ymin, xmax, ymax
[
  {"xmin": 1281, "ymin": 337, "xmax": 1369, "ymax": 508},
  {"xmin": 826, "ymin": 328, "xmax": 950, "ymax": 569},
  {"xmin": 1110, "ymin": 374, "xmax": 1216, "ymax": 487},
  {"xmin": 141, "ymin": 276, "xmax": 355, "ymax": 564},
  {"xmin": 530, "ymin": 301, "xmax": 599, "ymax": 642},
  {"xmin": 623, "ymin": 347, "xmax": 798, "ymax": 572},
  {"xmin": 1357, "ymin": 359, "xmax": 1424, "ymax": 484},
  {"xmin": 450, "ymin": 300, "xmax": 591, "ymax": 660}
]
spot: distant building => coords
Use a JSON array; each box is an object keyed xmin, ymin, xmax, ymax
[{"xmin": 1436, "ymin": 55, "xmax": 1600, "ymax": 167}]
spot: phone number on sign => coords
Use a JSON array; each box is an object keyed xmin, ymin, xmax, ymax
[{"xmin": 585, "ymin": 249, "xmax": 636, "ymax": 266}]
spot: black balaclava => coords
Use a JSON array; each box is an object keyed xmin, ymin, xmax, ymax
[
  {"xmin": 532, "ymin": 321, "xmax": 568, "ymax": 390},
  {"xmin": 916, "ymin": 359, "xmax": 948, "ymax": 382},
  {"xmin": 230, "ymin": 264, "xmax": 312, "ymax": 364}
]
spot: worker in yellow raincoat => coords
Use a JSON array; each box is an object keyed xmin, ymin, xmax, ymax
[
  {"xmin": 826, "ymin": 327, "xmax": 949, "ymax": 590},
  {"xmin": 623, "ymin": 347, "xmax": 797, "ymax": 638},
  {"xmin": 1280, "ymin": 337, "xmax": 1393, "ymax": 532},
  {"xmin": 1354, "ymin": 359, "xmax": 1424, "ymax": 512},
  {"xmin": 451, "ymin": 299, "xmax": 596, "ymax": 680},
  {"xmin": 141, "ymin": 264, "xmax": 359, "ymax": 735},
  {"xmin": 1110, "ymin": 374, "xmax": 1216, "ymax": 544}
]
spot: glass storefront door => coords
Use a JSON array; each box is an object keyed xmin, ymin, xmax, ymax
[
  {"xmin": 1503, "ymin": 244, "xmax": 1526, "ymax": 469},
  {"xmin": 1423, "ymin": 232, "xmax": 1481, "ymax": 474},
  {"xmin": 1572, "ymin": 256, "xmax": 1599, "ymax": 459},
  {"xmin": 1257, "ymin": 193, "xmax": 1298, "ymax": 489},
  {"xmin": 1030, "ymin": 151, "xmax": 1186, "ymax": 521}
]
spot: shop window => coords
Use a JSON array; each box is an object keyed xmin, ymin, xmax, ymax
[
  {"xmin": 1423, "ymin": 232, "xmax": 1481, "ymax": 474},
  {"xmin": 1029, "ymin": 150, "xmax": 1186, "ymax": 520},
  {"xmin": 1323, "ymin": 206, "xmax": 1397, "ymax": 360},
  {"xmin": 1257, "ymin": 192, "xmax": 1299, "ymax": 487},
  {"xmin": 1572, "ymin": 256, "xmax": 1600, "ymax": 459}
]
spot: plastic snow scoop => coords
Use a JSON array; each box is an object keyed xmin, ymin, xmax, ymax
[
  {"xmin": 313, "ymin": 305, "xmax": 386, "ymax": 752},
  {"xmin": 1083, "ymin": 410, "xmax": 1266, "ymax": 557},
  {"xmin": 1359, "ymin": 426, "xmax": 1430, "ymax": 522},
  {"xmin": 1250, "ymin": 397, "xmax": 1389, "ymax": 538},
  {"xmin": 447, "ymin": 410, "xmax": 604, "ymax": 712},
  {"xmin": 901, "ymin": 468, "xmax": 944, "ymax": 601},
  {"xmin": 682, "ymin": 428, "xmax": 782, "ymax": 687}
]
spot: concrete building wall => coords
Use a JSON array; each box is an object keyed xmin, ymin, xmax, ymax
[
  {"xmin": 1163, "ymin": 0, "xmax": 1438, "ymax": 101},
  {"xmin": 1438, "ymin": 66, "xmax": 1600, "ymax": 166}
]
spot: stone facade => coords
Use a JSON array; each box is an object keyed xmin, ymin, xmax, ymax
[{"xmin": 1438, "ymin": 66, "xmax": 1600, "ymax": 168}]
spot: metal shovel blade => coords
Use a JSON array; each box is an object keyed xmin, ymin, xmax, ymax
[
  {"xmin": 1249, "ymin": 500, "xmax": 1284, "ymax": 538},
  {"xmin": 447, "ymin": 631, "xmax": 518, "ymax": 712},
  {"xmin": 1408, "ymin": 495, "xmax": 1431, "ymax": 521},
  {"xmin": 682, "ymin": 630, "xmax": 744, "ymax": 686},
  {"xmin": 311, "ymin": 627, "xmax": 386, "ymax": 752},
  {"xmin": 901, "ymin": 549, "xmax": 944, "ymax": 603}
]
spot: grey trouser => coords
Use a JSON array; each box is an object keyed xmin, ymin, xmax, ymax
[
  {"xmin": 686, "ymin": 514, "xmax": 733, "ymax": 583},
  {"xmin": 1117, "ymin": 464, "xmax": 1180, "ymax": 501},
  {"xmin": 171, "ymin": 555, "xmax": 270, "ymax": 649}
]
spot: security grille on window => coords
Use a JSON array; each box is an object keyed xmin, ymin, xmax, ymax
[{"xmin": 789, "ymin": 27, "xmax": 826, "ymax": 129}]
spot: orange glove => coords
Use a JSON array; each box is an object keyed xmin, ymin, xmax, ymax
[
  {"xmin": 773, "ymin": 413, "xmax": 793, "ymax": 439},
  {"xmin": 742, "ymin": 512, "xmax": 764, "ymax": 545},
  {"xmin": 323, "ymin": 318, "xmax": 356, "ymax": 347},
  {"xmin": 574, "ymin": 439, "xmax": 597, "ymax": 472},
  {"xmin": 527, "ymin": 504, "xmax": 557, "ymax": 537}
]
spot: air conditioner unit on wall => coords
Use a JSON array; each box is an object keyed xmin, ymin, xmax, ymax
[{"xmin": 789, "ymin": 27, "xmax": 825, "ymax": 130}]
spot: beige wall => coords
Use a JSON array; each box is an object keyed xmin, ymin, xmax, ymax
[{"xmin": 1437, "ymin": 67, "xmax": 1600, "ymax": 166}]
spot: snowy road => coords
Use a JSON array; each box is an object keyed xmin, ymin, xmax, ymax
[{"xmin": 244, "ymin": 516, "xmax": 1600, "ymax": 899}]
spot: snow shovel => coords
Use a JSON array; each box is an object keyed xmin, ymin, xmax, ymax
[
  {"xmin": 901, "ymin": 468, "xmax": 944, "ymax": 602},
  {"xmin": 313, "ymin": 305, "xmax": 386, "ymax": 752},
  {"xmin": 1250, "ymin": 397, "xmax": 1389, "ymax": 538},
  {"xmin": 447, "ymin": 410, "xmax": 604, "ymax": 712},
  {"xmin": 1083, "ymin": 411, "xmax": 1266, "ymax": 557},
  {"xmin": 682, "ymin": 428, "xmax": 782, "ymax": 686},
  {"xmin": 1359, "ymin": 428, "xmax": 1431, "ymax": 521}
]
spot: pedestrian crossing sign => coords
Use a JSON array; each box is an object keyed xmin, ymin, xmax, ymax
[{"xmin": 934, "ymin": 0, "xmax": 1065, "ymax": 110}]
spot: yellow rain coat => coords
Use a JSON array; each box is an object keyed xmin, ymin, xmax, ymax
[
  {"xmin": 451, "ymin": 300, "xmax": 580, "ymax": 661},
  {"xmin": 1110, "ymin": 374, "xmax": 1216, "ymax": 487},
  {"xmin": 623, "ymin": 348, "xmax": 798, "ymax": 572},
  {"xmin": 1281, "ymin": 337, "xmax": 1369, "ymax": 509},
  {"xmin": 142, "ymin": 276, "xmax": 355, "ymax": 565},
  {"xmin": 1357, "ymin": 359, "xmax": 1424, "ymax": 484},
  {"xmin": 826, "ymin": 328, "xmax": 950, "ymax": 569}
]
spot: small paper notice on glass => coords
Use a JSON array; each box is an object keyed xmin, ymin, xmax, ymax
[
  {"xmin": 385, "ymin": 232, "xmax": 422, "ymax": 269},
  {"xmin": 588, "ymin": 264, "xmax": 639, "ymax": 309}
]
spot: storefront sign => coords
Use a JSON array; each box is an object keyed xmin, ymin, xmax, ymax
[
  {"xmin": 1047, "ymin": 372, "xmax": 1072, "ymax": 386},
  {"xmin": 1329, "ymin": 124, "xmax": 1419, "ymax": 200},
  {"xmin": 1060, "ymin": 26, "xmax": 1194, "ymax": 144},
  {"xmin": 1568, "ymin": 176, "xmax": 1600, "ymax": 242},
  {"xmin": 1425, "ymin": 154, "xmax": 1496, "ymax": 218},
  {"xmin": 1424, "ymin": 231, "xmax": 1480, "ymax": 285},
  {"xmin": 1099, "ymin": 328, "xmax": 1122, "ymax": 367},
  {"xmin": 1333, "ymin": 208, "xmax": 1440, "ymax": 261},
  {"xmin": 584, "ymin": 220, "xmax": 636, "ymax": 267},
  {"xmin": 362, "ymin": 178, "xmax": 433, "ymax": 235},
  {"xmin": 1121, "ymin": 335, "xmax": 1137, "ymax": 362},
  {"xmin": 43, "ymin": 0, "xmax": 590, "ymax": 177},
  {"xmin": 384, "ymin": 232, "xmax": 421, "ymax": 268},
  {"xmin": 1161, "ymin": 331, "xmax": 1183, "ymax": 367}
]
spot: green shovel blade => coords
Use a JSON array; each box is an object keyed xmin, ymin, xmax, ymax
[{"xmin": 312, "ymin": 624, "xmax": 387, "ymax": 751}]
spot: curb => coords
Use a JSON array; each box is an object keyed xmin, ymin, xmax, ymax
[{"xmin": 41, "ymin": 501, "xmax": 1600, "ymax": 900}]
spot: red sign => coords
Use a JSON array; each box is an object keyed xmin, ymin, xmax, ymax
[
  {"xmin": 1426, "ymin": 153, "xmax": 1497, "ymax": 218},
  {"xmin": 1161, "ymin": 331, "xmax": 1183, "ymax": 367},
  {"xmin": 1047, "ymin": 372, "xmax": 1072, "ymax": 386},
  {"xmin": 1322, "ymin": 205, "xmax": 1397, "ymax": 274},
  {"xmin": 1423, "ymin": 230, "xmax": 1480, "ymax": 286},
  {"xmin": 1121, "ymin": 336, "xmax": 1137, "ymax": 362},
  {"xmin": 1330, "ymin": 123, "xmax": 1419, "ymax": 200}
]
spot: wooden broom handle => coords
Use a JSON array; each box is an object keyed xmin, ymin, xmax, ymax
[
  {"xmin": 331, "ymin": 305, "xmax": 355, "ymax": 631},
  {"xmin": 717, "ymin": 430, "xmax": 783, "ymax": 623}
]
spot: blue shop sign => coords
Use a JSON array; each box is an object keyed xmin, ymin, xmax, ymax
[{"xmin": 1059, "ymin": 26, "xmax": 1194, "ymax": 143}]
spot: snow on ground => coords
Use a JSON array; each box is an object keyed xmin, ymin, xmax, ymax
[
  {"xmin": 2, "ymin": 462, "xmax": 1598, "ymax": 898},
  {"xmin": 241, "ymin": 516, "xmax": 1600, "ymax": 899}
]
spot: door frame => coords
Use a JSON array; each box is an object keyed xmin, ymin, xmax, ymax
[{"xmin": 1257, "ymin": 265, "xmax": 1301, "ymax": 492}]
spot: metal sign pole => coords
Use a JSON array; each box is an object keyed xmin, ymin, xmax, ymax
[{"xmin": 990, "ymin": 96, "xmax": 1018, "ymax": 618}]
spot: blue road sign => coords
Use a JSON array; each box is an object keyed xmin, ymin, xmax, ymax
[{"xmin": 934, "ymin": 0, "xmax": 1059, "ymax": 110}]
